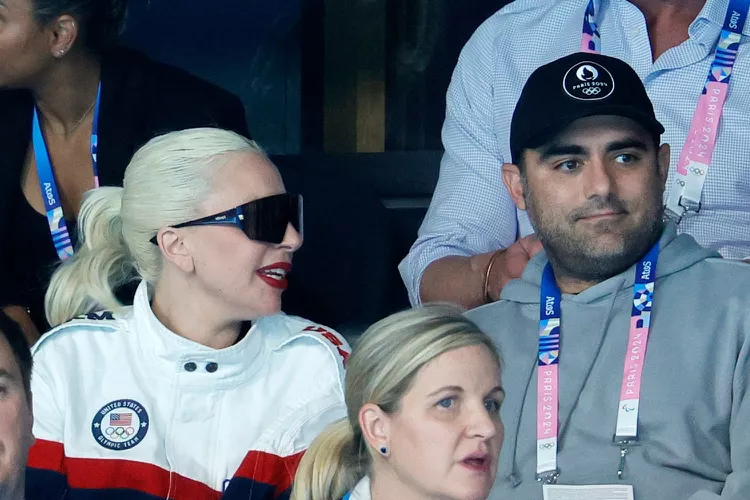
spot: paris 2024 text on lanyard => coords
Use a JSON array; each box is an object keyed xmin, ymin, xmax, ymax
[
  {"xmin": 536, "ymin": 0, "xmax": 748, "ymax": 493},
  {"xmin": 32, "ymin": 82, "xmax": 102, "ymax": 261},
  {"xmin": 537, "ymin": 243, "xmax": 658, "ymax": 489},
  {"xmin": 584, "ymin": 0, "xmax": 749, "ymax": 221}
]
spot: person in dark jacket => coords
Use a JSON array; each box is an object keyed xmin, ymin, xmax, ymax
[{"xmin": 0, "ymin": 0, "xmax": 250, "ymax": 341}]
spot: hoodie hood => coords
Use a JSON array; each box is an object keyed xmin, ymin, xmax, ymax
[{"xmin": 500, "ymin": 223, "xmax": 719, "ymax": 305}]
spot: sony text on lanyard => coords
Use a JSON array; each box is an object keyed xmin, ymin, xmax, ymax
[
  {"xmin": 32, "ymin": 83, "xmax": 102, "ymax": 261},
  {"xmin": 583, "ymin": 0, "xmax": 749, "ymax": 221},
  {"xmin": 536, "ymin": 243, "xmax": 659, "ymax": 485}
]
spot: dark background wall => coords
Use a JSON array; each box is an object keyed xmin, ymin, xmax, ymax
[
  {"xmin": 385, "ymin": 0, "xmax": 510, "ymax": 150},
  {"xmin": 120, "ymin": 0, "xmax": 511, "ymax": 154},
  {"xmin": 121, "ymin": 0, "xmax": 303, "ymax": 154}
]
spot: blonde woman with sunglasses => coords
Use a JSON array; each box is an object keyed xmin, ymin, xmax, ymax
[{"xmin": 26, "ymin": 128, "xmax": 348, "ymax": 500}]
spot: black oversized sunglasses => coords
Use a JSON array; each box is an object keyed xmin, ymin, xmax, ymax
[{"xmin": 150, "ymin": 193, "xmax": 303, "ymax": 245}]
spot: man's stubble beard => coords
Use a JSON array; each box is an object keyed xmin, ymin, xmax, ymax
[{"xmin": 521, "ymin": 175, "xmax": 665, "ymax": 283}]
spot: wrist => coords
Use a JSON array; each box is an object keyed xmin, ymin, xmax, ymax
[{"xmin": 483, "ymin": 249, "xmax": 506, "ymax": 304}]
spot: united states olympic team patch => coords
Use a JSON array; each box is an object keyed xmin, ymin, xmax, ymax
[{"xmin": 91, "ymin": 399, "xmax": 149, "ymax": 450}]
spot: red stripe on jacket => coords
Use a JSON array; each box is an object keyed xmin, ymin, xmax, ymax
[
  {"xmin": 27, "ymin": 439, "xmax": 65, "ymax": 473},
  {"xmin": 28, "ymin": 439, "xmax": 305, "ymax": 499},
  {"xmin": 66, "ymin": 458, "xmax": 220, "ymax": 499},
  {"xmin": 232, "ymin": 450, "xmax": 305, "ymax": 497}
]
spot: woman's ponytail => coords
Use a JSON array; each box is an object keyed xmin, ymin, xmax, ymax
[
  {"xmin": 290, "ymin": 305, "xmax": 502, "ymax": 500},
  {"xmin": 45, "ymin": 187, "xmax": 136, "ymax": 327},
  {"xmin": 291, "ymin": 419, "xmax": 364, "ymax": 500}
]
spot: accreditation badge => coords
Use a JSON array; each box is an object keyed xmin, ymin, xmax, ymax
[{"xmin": 543, "ymin": 484, "xmax": 634, "ymax": 500}]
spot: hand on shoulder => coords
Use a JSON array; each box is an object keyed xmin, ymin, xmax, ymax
[{"xmin": 486, "ymin": 234, "xmax": 544, "ymax": 302}]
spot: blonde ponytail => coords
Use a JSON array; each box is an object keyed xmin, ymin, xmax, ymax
[
  {"xmin": 45, "ymin": 187, "xmax": 136, "ymax": 327},
  {"xmin": 43, "ymin": 128, "xmax": 265, "ymax": 328},
  {"xmin": 291, "ymin": 419, "xmax": 363, "ymax": 500}
]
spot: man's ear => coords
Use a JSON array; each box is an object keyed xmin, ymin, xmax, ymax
[
  {"xmin": 156, "ymin": 228, "xmax": 195, "ymax": 274},
  {"xmin": 359, "ymin": 403, "xmax": 391, "ymax": 458},
  {"xmin": 46, "ymin": 15, "xmax": 80, "ymax": 58},
  {"xmin": 657, "ymin": 143, "xmax": 671, "ymax": 185},
  {"xmin": 502, "ymin": 163, "xmax": 527, "ymax": 211}
]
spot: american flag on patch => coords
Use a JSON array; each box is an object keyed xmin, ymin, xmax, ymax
[{"xmin": 109, "ymin": 413, "xmax": 132, "ymax": 426}]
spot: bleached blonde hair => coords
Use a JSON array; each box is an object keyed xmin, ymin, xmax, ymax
[{"xmin": 45, "ymin": 128, "xmax": 264, "ymax": 327}]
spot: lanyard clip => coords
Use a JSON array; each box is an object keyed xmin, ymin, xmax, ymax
[
  {"xmin": 617, "ymin": 446, "xmax": 629, "ymax": 480},
  {"xmin": 613, "ymin": 435, "xmax": 639, "ymax": 448},
  {"xmin": 613, "ymin": 435, "xmax": 639, "ymax": 445},
  {"xmin": 666, "ymin": 196, "xmax": 702, "ymax": 224},
  {"xmin": 665, "ymin": 197, "xmax": 703, "ymax": 225},
  {"xmin": 678, "ymin": 195, "xmax": 702, "ymax": 215},
  {"xmin": 535, "ymin": 470, "xmax": 560, "ymax": 484},
  {"xmin": 613, "ymin": 436, "xmax": 638, "ymax": 480}
]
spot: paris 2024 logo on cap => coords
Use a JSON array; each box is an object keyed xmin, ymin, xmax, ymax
[{"xmin": 563, "ymin": 61, "xmax": 615, "ymax": 101}]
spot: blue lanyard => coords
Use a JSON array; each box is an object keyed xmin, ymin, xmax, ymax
[
  {"xmin": 32, "ymin": 82, "xmax": 102, "ymax": 260},
  {"xmin": 536, "ymin": 243, "xmax": 659, "ymax": 482},
  {"xmin": 342, "ymin": 493, "xmax": 351, "ymax": 500}
]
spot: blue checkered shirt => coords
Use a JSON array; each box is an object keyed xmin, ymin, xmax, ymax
[{"xmin": 400, "ymin": 0, "xmax": 750, "ymax": 305}]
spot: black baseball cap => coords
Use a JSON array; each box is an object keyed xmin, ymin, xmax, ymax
[{"xmin": 509, "ymin": 52, "xmax": 665, "ymax": 164}]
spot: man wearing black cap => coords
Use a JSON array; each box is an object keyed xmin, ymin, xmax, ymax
[
  {"xmin": 467, "ymin": 52, "xmax": 750, "ymax": 500},
  {"xmin": 401, "ymin": 0, "xmax": 750, "ymax": 313}
]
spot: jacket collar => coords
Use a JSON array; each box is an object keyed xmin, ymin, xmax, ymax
[{"xmin": 131, "ymin": 282, "xmax": 265, "ymax": 388}]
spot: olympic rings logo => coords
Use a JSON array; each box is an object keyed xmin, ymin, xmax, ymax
[
  {"xmin": 582, "ymin": 87, "xmax": 601, "ymax": 96},
  {"xmin": 689, "ymin": 166, "xmax": 706, "ymax": 176},
  {"xmin": 105, "ymin": 426, "xmax": 136, "ymax": 438},
  {"xmin": 538, "ymin": 442, "xmax": 556, "ymax": 450},
  {"xmin": 92, "ymin": 400, "xmax": 150, "ymax": 451}
]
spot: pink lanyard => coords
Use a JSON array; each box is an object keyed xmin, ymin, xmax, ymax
[
  {"xmin": 583, "ymin": 0, "xmax": 749, "ymax": 221},
  {"xmin": 536, "ymin": 243, "xmax": 659, "ymax": 484}
]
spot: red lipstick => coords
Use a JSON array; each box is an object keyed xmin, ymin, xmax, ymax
[{"xmin": 256, "ymin": 262, "xmax": 292, "ymax": 290}]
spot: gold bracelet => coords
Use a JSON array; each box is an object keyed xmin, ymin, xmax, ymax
[{"xmin": 483, "ymin": 249, "xmax": 505, "ymax": 304}]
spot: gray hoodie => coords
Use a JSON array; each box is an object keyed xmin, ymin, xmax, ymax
[{"xmin": 467, "ymin": 225, "xmax": 750, "ymax": 500}]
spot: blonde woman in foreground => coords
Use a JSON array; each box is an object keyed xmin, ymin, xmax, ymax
[{"xmin": 292, "ymin": 304, "xmax": 505, "ymax": 500}]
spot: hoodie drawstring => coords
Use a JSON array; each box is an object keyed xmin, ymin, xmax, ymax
[
  {"xmin": 557, "ymin": 277, "xmax": 625, "ymax": 446},
  {"xmin": 506, "ymin": 356, "xmax": 538, "ymax": 486},
  {"xmin": 506, "ymin": 277, "xmax": 626, "ymax": 487}
]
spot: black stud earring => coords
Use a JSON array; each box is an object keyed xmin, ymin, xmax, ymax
[{"xmin": 380, "ymin": 446, "xmax": 387, "ymax": 454}]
